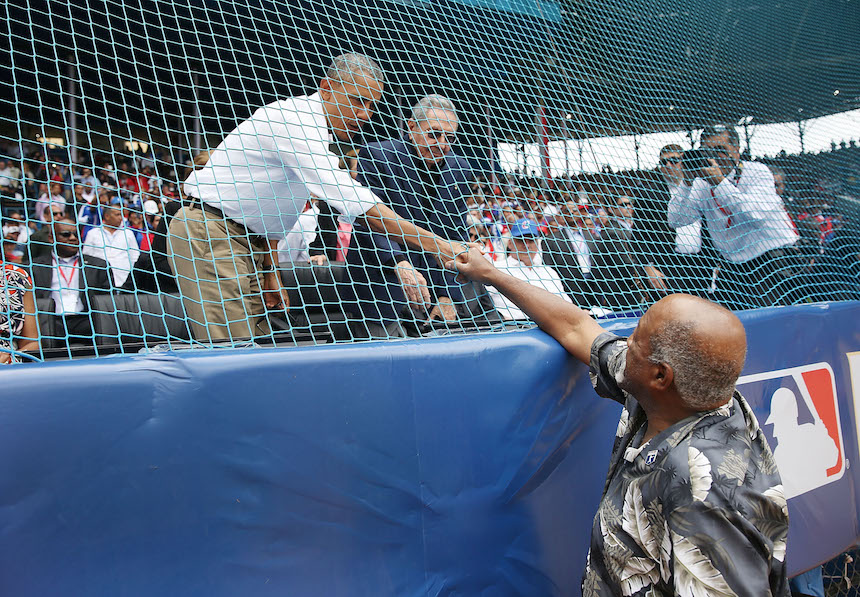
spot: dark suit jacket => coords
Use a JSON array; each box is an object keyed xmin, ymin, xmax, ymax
[
  {"xmin": 633, "ymin": 174, "xmax": 718, "ymax": 294},
  {"xmin": 347, "ymin": 137, "xmax": 473, "ymax": 323},
  {"xmin": 588, "ymin": 218, "xmax": 651, "ymax": 311},
  {"xmin": 30, "ymin": 252, "xmax": 113, "ymax": 313},
  {"xmin": 541, "ymin": 227, "xmax": 598, "ymax": 308}
]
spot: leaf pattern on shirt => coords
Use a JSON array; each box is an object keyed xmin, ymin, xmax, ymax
[
  {"xmin": 666, "ymin": 418, "xmax": 699, "ymax": 449},
  {"xmin": 748, "ymin": 490, "xmax": 790, "ymax": 553},
  {"xmin": 760, "ymin": 485, "xmax": 789, "ymax": 562},
  {"xmin": 622, "ymin": 481, "xmax": 671, "ymax": 584},
  {"xmin": 757, "ymin": 445, "xmax": 779, "ymax": 476},
  {"xmin": 671, "ymin": 533, "xmax": 737, "ymax": 597},
  {"xmin": 616, "ymin": 408, "xmax": 630, "ymax": 438},
  {"xmin": 717, "ymin": 448, "xmax": 749, "ymax": 486},
  {"xmin": 688, "ymin": 447, "xmax": 712, "ymax": 502}
]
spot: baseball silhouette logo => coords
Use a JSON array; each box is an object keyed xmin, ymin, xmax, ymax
[{"xmin": 738, "ymin": 363, "xmax": 844, "ymax": 499}]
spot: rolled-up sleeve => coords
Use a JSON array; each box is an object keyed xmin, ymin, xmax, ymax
[
  {"xmin": 588, "ymin": 332, "xmax": 629, "ymax": 405},
  {"xmin": 276, "ymin": 118, "xmax": 379, "ymax": 222}
]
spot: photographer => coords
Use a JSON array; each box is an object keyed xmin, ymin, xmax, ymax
[{"xmin": 667, "ymin": 124, "xmax": 802, "ymax": 309}]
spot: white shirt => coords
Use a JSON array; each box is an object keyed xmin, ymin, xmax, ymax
[
  {"xmin": 667, "ymin": 161, "xmax": 798, "ymax": 263},
  {"xmin": 50, "ymin": 253, "xmax": 85, "ymax": 315},
  {"xmin": 184, "ymin": 92, "xmax": 378, "ymax": 238},
  {"xmin": 486, "ymin": 252, "xmax": 572, "ymax": 321},
  {"xmin": 665, "ymin": 180, "xmax": 704, "ymax": 254},
  {"xmin": 278, "ymin": 204, "xmax": 320, "ymax": 263},
  {"xmin": 562, "ymin": 226, "xmax": 591, "ymax": 274},
  {"xmin": 82, "ymin": 226, "xmax": 139, "ymax": 287}
]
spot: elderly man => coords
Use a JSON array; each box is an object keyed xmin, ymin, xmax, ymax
[
  {"xmin": 667, "ymin": 125, "xmax": 801, "ymax": 308},
  {"xmin": 484, "ymin": 218, "xmax": 570, "ymax": 321},
  {"xmin": 345, "ymin": 94, "xmax": 473, "ymax": 337},
  {"xmin": 449, "ymin": 247, "xmax": 790, "ymax": 596},
  {"xmin": 169, "ymin": 53, "xmax": 465, "ymax": 342},
  {"xmin": 540, "ymin": 200, "xmax": 597, "ymax": 307}
]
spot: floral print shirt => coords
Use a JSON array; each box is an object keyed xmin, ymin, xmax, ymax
[
  {"xmin": 0, "ymin": 263, "xmax": 32, "ymax": 363},
  {"xmin": 583, "ymin": 332, "xmax": 790, "ymax": 597}
]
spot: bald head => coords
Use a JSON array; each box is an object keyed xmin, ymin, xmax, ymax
[{"xmin": 644, "ymin": 294, "xmax": 747, "ymax": 410}]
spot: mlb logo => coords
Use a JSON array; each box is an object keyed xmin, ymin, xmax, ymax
[{"xmin": 737, "ymin": 363, "xmax": 844, "ymax": 499}]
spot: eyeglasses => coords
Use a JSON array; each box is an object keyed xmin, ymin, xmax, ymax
[
  {"xmin": 659, "ymin": 157, "xmax": 681, "ymax": 166},
  {"xmin": 420, "ymin": 125, "xmax": 456, "ymax": 145}
]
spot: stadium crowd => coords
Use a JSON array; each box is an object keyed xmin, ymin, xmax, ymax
[{"xmin": 1, "ymin": 113, "xmax": 858, "ymax": 361}]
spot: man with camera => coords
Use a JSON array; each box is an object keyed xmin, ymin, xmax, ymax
[{"xmin": 667, "ymin": 125, "xmax": 801, "ymax": 309}]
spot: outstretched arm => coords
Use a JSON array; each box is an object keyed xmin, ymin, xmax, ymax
[
  {"xmin": 448, "ymin": 246, "xmax": 605, "ymax": 364},
  {"xmin": 362, "ymin": 202, "xmax": 465, "ymax": 264}
]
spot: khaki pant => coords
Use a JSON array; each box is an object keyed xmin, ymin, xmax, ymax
[{"xmin": 168, "ymin": 206, "xmax": 272, "ymax": 342}]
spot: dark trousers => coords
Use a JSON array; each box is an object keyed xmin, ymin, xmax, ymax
[{"xmin": 717, "ymin": 245, "xmax": 808, "ymax": 310}]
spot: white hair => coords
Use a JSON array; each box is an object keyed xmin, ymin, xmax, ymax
[
  {"xmin": 648, "ymin": 320, "xmax": 745, "ymax": 410},
  {"xmin": 325, "ymin": 53, "xmax": 384, "ymax": 86},
  {"xmin": 411, "ymin": 94, "xmax": 457, "ymax": 124}
]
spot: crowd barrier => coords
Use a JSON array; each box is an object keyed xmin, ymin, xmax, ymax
[{"xmin": 1, "ymin": 301, "xmax": 859, "ymax": 596}]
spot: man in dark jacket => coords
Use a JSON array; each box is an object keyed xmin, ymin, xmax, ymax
[
  {"xmin": 345, "ymin": 94, "xmax": 475, "ymax": 338},
  {"xmin": 30, "ymin": 218, "xmax": 112, "ymax": 346}
]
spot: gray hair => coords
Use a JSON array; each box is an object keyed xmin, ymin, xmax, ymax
[
  {"xmin": 411, "ymin": 94, "xmax": 457, "ymax": 124},
  {"xmin": 647, "ymin": 320, "xmax": 745, "ymax": 410},
  {"xmin": 325, "ymin": 53, "xmax": 385, "ymax": 87}
]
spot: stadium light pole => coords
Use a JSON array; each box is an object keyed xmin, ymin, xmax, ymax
[
  {"xmin": 738, "ymin": 115, "xmax": 754, "ymax": 159},
  {"xmin": 564, "ymin": 113, "xmax": 572, "ymax": 175}
]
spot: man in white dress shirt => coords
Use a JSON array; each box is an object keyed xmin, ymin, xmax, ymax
[
  {"xmin": 667, "ymin": 124, "xmax": 801, "ymax": 308},
  {"xmin": 82, "ymin": 203, "xmax": 140, "ymax": 288},
  {"xmin": 486, "ymin": 219, "xmax": 571, "ymax": 321},
  {"xmin": 169, "ymin": 52, "xmax": 465, "ymax": 342}
]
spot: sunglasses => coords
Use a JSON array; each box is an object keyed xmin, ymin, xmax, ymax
[
  {"xmin": 421, "ymin": 126, "xmax": 456, "ymax": 144},
  {"xmin": 659, "ymin": 157, "xmax": 681, "ymax": 166}
]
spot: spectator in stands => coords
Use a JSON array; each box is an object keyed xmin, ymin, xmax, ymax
[
  {"xmin": 485, "ymin": 218, "xmax": 571, "ymax": 321},
  {"xmin": 449, "ymin": 247, "xmax": 789, "ymax": 596},
  {"xmin": 589, "ymin": 192, "xmax": 666, "ymax": 311},
  {"xmin": 34, "ymin": 182, "xmax": 67, "ymax": 222},
  {"xmin": 635, "ymin": 144, "xmax": 718, "ymax": 297},
  {"xmin": 27, "ymin": 204, "xmax": 67, "ymax": 263},
  {"xmin": 668, "ymin": 124, "xmax": 803, "ymax": 308},
  {"xmin": 31, "ymin": 218, "xmax": 112, "ymax": 347},
  {"xmin": 169, "ymin": 53, "xmax": 465, "ymax": 342},
  {"xmin": 75, "ymin": 166, "xmax": 97, "ymax": 191},
  {"xmin": 345, "ymin": 94, "xmax": 473, "ymax": 337},
  {"xmin": 82, "ymin": 202, "xmax": 140, "ymax": 288},
  {"xmin": 541, "ymin": 200, "xmax": 597, "ymax": 308},
  {"xmin": 0, "ymin": 259, "xmax": 39, "ymax": 364},
  {"xmin": 3, "ymin": 210, "xmax": 30, "ymax": 261},
  {"xmin": 78, "ymin": 187, "xmax": 118, "ymax": 241},
  {"xmin": 0, "ymin": 158, "xmax": 16, "ymax": 191}
]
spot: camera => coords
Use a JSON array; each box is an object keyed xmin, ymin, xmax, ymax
[{"xmin": 681, "ymin": 148, "xmax": 721, "ymax": 174}]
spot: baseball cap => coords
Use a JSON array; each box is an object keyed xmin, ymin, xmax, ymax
[
  {"xmin": 143, "ymin": 199, "xmax": 159, "ymax": 215},
  {"xmin": 509, "ymin": 218, "xmax": 541, "ymax": 238}
]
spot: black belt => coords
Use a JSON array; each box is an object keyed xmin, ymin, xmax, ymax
[{"xmin": 191, "ymin": 199, "xmax": 267, "ymax": 248}]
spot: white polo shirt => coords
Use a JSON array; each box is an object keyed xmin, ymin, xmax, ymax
[{"xmin": 183, "ymin": 92, "xmax": 379, "ymax": 239}]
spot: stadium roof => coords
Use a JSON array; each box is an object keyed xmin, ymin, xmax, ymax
[{"xmin": 1, "ymin": 0, "xmax": 857, "ymax": 154}]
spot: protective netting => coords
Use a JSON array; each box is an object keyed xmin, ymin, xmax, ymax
[{"xmin": 0, "ymin": 0, "xmax": 858, "ymax": 361}]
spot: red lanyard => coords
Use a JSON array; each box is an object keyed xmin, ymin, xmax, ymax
[
  {"xmin": 56, "ymin": 257, "xmax": 79, "ymax": 287},
  {"xmin": 710, "ymin": 166, "xmax": 742, "ymax": 228}
]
